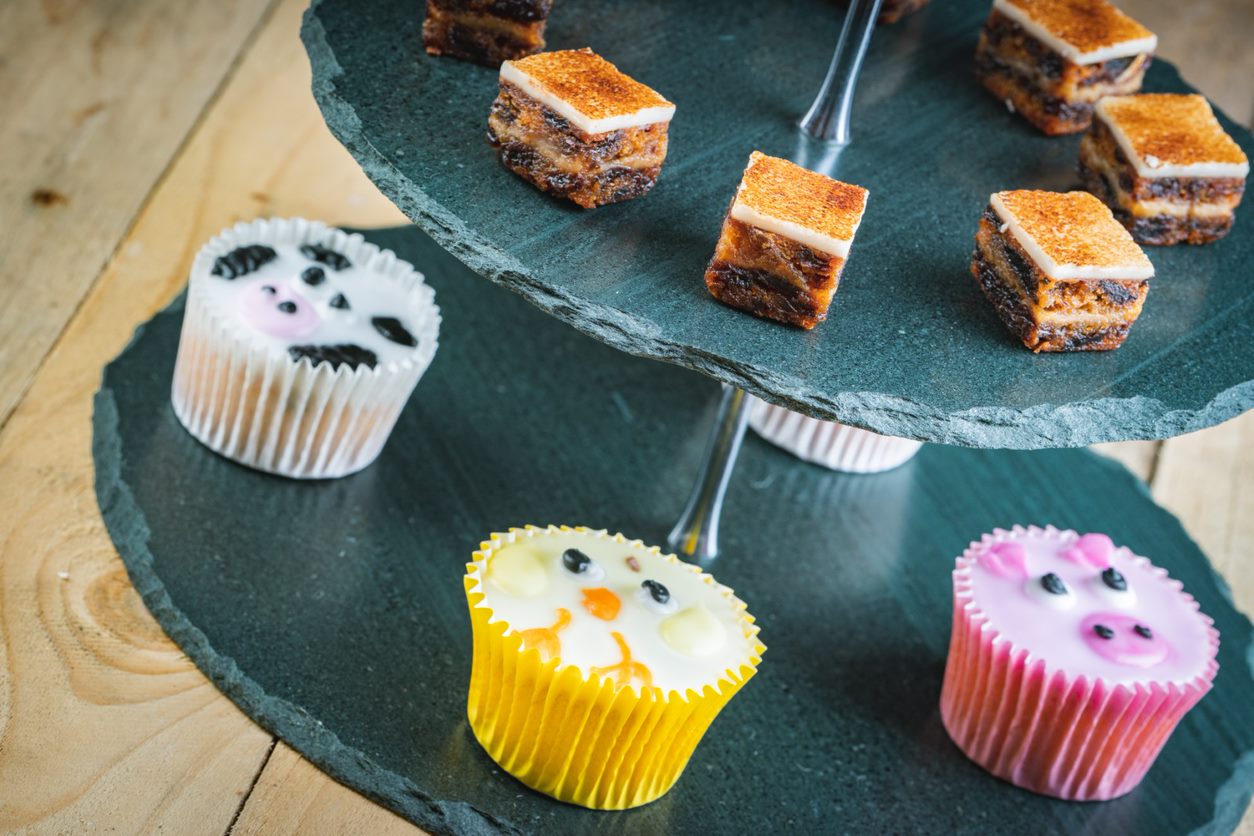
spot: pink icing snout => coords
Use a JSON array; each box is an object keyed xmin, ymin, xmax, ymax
[
  {"xmin": 1080, "ymin": 612, "xmax": 1168, "ymax": 668},
  {"xmin": 237, "ymin": 281, "xmax": 320, "ymax": 339}
]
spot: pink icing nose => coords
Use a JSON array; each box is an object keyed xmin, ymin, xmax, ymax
[
  {"xmin": 237, "ymin": 281, "xmax": 320, "ymax": 339},
  {"xmin": 1080, "ymin": 612, "xmax": 1168, "ymax": 668}
]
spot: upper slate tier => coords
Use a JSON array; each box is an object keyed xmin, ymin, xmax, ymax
[{"xmin": 303, "ymin": 0, "xmax": 1253, "ymax": 448}]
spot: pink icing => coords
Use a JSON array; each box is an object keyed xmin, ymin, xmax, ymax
[
  {"xmin": 1079, "ymin": 612, "xmax": 1168, "ymax": 668},
  {"xmin": 237, "ymin": 281, "xmax": 320, "ymax": 339},
  {"xmin": 966, "ymin": 528, "xmax": 1215, "ymax": 685}
]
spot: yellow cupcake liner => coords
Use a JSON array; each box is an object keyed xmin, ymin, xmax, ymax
[{"xmin": 464, "ymin": 525, "xmax": 765, "ymax": 810}]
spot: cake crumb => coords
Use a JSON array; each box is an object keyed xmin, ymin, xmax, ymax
[
  {"xmin": 57, "ymin": 571, "xmax": 70, "ymax": 580},
  {"xmin": 999, "ymin": 222, "xmax": 1010, "ymax": 233},
  {"xmin": 1004, "ymin": 98, "xmax": 1015, "ymax": 113},
  {"xmin": 1145, "ymin": 154, "xmax": 1161, "ymax": 167}
]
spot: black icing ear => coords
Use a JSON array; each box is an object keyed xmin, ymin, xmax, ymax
[
  {"xmin": 372, "ymin": 316, "xmax": 417, "ymax": 347},
  {"xmin": 211, "ymin": 244, "xmax": 277, "ymax": 279},
  {"xmin": 300, "ymin": 243, "xmax": 352, "ymax": 271},
  {"xmin": 287, "ymin": 343, "xmax": 378, "ymax": 370}
]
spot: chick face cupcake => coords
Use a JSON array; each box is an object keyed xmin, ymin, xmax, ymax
[
  {"xmin": 464, "ymin": 525, "xmax": 765, "ymax": 809},
  {"xmin": 171, "ymin": 218, "xmax": 439, "ymax": 479},
  {"xmin": 940, "ymin": 525, "xmax": 1219, "ymax": 800}
]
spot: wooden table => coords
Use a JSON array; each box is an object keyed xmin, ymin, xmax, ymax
[{"xmin": 0, "ymin": 1, "xmax": 1249, "ymax": 832}]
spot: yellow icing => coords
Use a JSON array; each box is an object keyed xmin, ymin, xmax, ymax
[
  {"xmin": 660, "ymin": 604, "xmax": 727, "ymax": 657},
  {"xmin": 487, "ymin": 543, "xmax": 549, "ymax": 597}
]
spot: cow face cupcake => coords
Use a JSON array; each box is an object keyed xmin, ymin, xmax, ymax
[
  {"xmin": 940, "ymin": 526, "xmax": 1219, "ymax": 800},
  {"xmin": 464, "ymin": 526, "xmax": 765, "ymax": 809},
  {"xmin": 171, "ymin": 218, "xmax": 439, "ymax": 478}
]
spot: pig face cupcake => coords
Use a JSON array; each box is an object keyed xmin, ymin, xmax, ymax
[
  {"xmin": 464, "ymin": 525, "xmax": 765, "ymax": 809},
  {"xmin": 171, "ymin": 218, "xmax": 439, "ymax": 478},
  {"xmin": 940, "ymin": 525, "xmax": 1219, "ymax": 800}
]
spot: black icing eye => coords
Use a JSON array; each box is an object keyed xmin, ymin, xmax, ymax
[
  {"xmin": 261, "ymin": 285, "xmax": 277, "ymax": 295},
  {"xmin": 1134, "ymin": 625, "xmax": 1153, "ymax": 640},
  {"xmin": 211, "ymin": 244, "xmax": 277, "ymax": 279},
  {"xmin": 642, "ymin": 579, "xmax": 670, "ymax": 604},
  {"xmin": 1093, "ymin": 624, "xmax": 1115, "ymax": 640},
  {"xmin": 1101, "ymin": 568, "xmax": 1127, "ymax": 591},
  {"xmin": 372, "ymin": 316, "xmax": 417, "ymax": 347},
  {"xmin": 277, "ymin": 300, "xmax": 297, "ymax": 314},
  {"xmin": 562, "ymin": 548, "xmax": 591, "ymax": 574},
  {"xmin": 301, "ymin": 266, "xmax": 326, "ymax": 286},
  {"xmin": 329, "ymin": 293, "xmax": 351, "ymax": 310},
  {"xmin": 287, "ymin": 343, "xmax": 378, "ymax": 370},
  {"xmin": 1040, "ymin": 573, "xmax": 1068, "ymax": 595},
  {"xmin": 300, "ymin": 243, "xmax": 351, "ymax": 271}
]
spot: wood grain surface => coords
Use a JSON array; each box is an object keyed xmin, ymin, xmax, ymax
[{"xmin": 0, "ymin": 0, "xmax": 1247, "ymax": 832}]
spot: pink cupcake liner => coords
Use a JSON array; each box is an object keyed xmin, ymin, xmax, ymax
[
  {"xmin": 939, "ymin": 526, "xmax": 1220, "ymax": 801},
  {"xmin": 748, "ymin": 397, "xmax": 922, "ymax": 473}
]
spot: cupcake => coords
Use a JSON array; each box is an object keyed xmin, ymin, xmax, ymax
[
  {"xmin": 748, "ymin": 396, "xmax": 922, "ymax": 473},
  {"xmin": 463, "ymin": 525, "xmax": 765, "ymax": 809},
  {"xmin": 940, "ymin": 526, "xmax": 1219, "ymax": 800},
  {"xmin": 171, "ymin": 218, "xmax": 439, "ymax": 479}
]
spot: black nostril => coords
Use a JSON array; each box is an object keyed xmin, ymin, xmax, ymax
[
  {"xmin": 1040, "ymin": 573, "xmax": 1067, "ymax": 595},
  {"xmin": 1101, "ymin": 567, "xmax": 1127, "ymax": 591},
  {"xmin": 1134, "ymin": 625, "xmax": 1153, "ymax": 639},
  {"xmin": 1093, "ymin": 624, "xmax": 1115, "ymax": 640},
  {"xmin": 277, "ymin": 300, "xmax": 298, "ymax": 314}
]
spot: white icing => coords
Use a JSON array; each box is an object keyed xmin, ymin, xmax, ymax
[
  {"xmin": 729, "ymin": 196, "xmax": 862, "ymax": 259},
  {"xmin": 1095, "ymin": 100, "xmax": 1251, "ymax": 179},
  {"xmin": 499, "ymin": 61, "xmax": 675, "ymax": 135},
  {"xmin": 190, "ymin": 221, "xmax": 436, "ymax": 371},
  {"xmin": 470, "ymin": 528, "xmax": 759, "ymax": 694},
  {"xmin": 989, "ymin": 193, "xmax": 1155, "ymax": 280},
  {"xmin": 993, "ymin": 0, "xmax": 1157, "ymax": 65}
]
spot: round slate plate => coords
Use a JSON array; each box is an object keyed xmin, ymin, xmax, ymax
[
  {"xmin": 94, "ymin": 228, "xmax": 1254, "ymax": 834},
  {"xmin": 302, "ymin": 0, "xmax": 1254, "ymax": 449}
]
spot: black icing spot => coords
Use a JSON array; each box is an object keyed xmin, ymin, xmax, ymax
[
  {"xmin": 211, "ymin": 244, "xmax": 277, "ymax": 279},
  {"xmin": 287, "ymin": 343, "xmax": 378, "ymax": 371},
  {"xmin": 1134, "ymin": 625, "xmax": 1153, "ymax": 640},
  {"xmin": 300, "ymin": 243, "xmax": 351, "ymax": 271},
  {"xmin": 1101, "ymin": 567, "xmax": 1127, "ymax": 591},
  {"xmin": 277, "ymin": 301, "xmax": 297, "ymax": 314},
  {"xmin": 1093, "ymin": 624, "xmax": 1115, "ymax": 640},
  {"xmin": 372, "ymin": 316, "xmax": 417, "ymax": 347},
  {"xmin": 562, "ymin": 548, "xmax": 591, "ymax": 574},
  {"xmin": 642, "ymin": 579, "xmax": 670, "ymax": 604},
  {"xmin": 1040, "ymin": 573, "xmax": 1067, "ymax": 595},
  {"xmin": 329, "ymin": 293, "xmax": 351, "ymax": 310},
  {"xmin": 301, "ymin": 266, "xmax": 326, "ymax": 286}
]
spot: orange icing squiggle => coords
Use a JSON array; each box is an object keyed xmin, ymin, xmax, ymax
[
  {"xmin": 519, "ymin": 608, "xmax": 571, "ymax": 660},
  {"xmin": 592, "ymin": 631, "xmax": 653, "ymax": 688}
]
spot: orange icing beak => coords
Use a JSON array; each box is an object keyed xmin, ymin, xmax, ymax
[{"xmin": 580, "ymin": 587, "xmax": 621, "ymax": 621}]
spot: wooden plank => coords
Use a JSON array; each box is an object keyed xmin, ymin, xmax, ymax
[
  {"xmin": 1091, "ymin": 440, "xmax": 1159, "ymax": 483},
  {"xmin": 232, "ymin": 744, "xmax": 421, "ymax": 836},
  {"xmin": 0, "ymin": 0, "xmax": 276, "ymax": 429},
  {"xmin": 0, "ymin": 0, "xmax": 405, "ymax": 830}
]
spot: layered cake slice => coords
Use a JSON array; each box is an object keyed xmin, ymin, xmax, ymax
[
  {"xmin": 423, "ymin": 0, "xmax": 553, "ymax": 66},
  {"xmin": 975, "ymin": 0, "xmax": 1156, "ymax": 135},
  {"xmin": 1079, "ymin": 94, "xmax": 1249, "ymax": 245},
  {"xmin": 487, "ymin": 48, "xmax": 675, "ymax": 209},
  {"xmin": 971, "ymin": 190, "xmax": 1154, "ymax": 352},
  {"xmin": 704, "ymin": 152, "xmax": 869, "ymax": 329}
]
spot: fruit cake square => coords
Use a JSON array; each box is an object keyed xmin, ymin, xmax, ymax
[
  {"xmin": 878, "ymin": 0, "xmax": 930, "ymax": 25},
  {"xmin": 970, "ymin": 190, "xmax": 1154, "ymax": 352},
  {"xmin": 704, "ymin": 152, "xmax": 869, "ymax": 330},
  {"xmin": 975, "ymin": 0, "xmax": 1155, "ymax": 135},
  {"xmin": 1079, "ymin": 94, "xmax": 1249, "ymax": 245},
  {"xmin": 423, "ymin": 0, "xmax": 553, "ymax": 66},
  {"xmin": 487, "ymin": 48, "xmax": 675, "ymax": 209}
]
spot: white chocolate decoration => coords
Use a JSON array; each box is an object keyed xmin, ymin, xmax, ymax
[{"xmin": 470, "ymin": 527, "xmax": 759, "ymax": 694}]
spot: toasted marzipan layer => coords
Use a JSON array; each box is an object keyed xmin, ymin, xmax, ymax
[
  {"xmin": 423, "ymin": 6, "xmax": 545, "ymax": 66},
  {"xmin": 428, "ymin": 0, "xmax": 552, "ymax": 23},
  {"xmin": 1080, "ymin": 120, "xmax": 1246, "ymax": 205},
  {"xmin": 705, "ymin": 215, "xmax": 845, "ymax": 329},
  {"xmin": 1079, "ymin": 159, "xmax": 1238, "ymax": 245},
  {"xmin": 878, "ymin": 0, "xmax": 930, "ymax": 25},
  {"xmin": 976, "ymin": 209, "xmax": 1147, "ymax": 320}
]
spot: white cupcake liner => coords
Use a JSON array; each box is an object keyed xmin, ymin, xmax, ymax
[
  {"xmin": 748, "ymin": 397, "xmax": 922, "ymax": 473},
  {"xmin": 171, "ymin": 218, "xmax": 440, "ymax": 479}
]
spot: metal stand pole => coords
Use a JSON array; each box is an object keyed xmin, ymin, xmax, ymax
[{"xmin": 667, "ymin": 0, "xmax": 882, "ymax": 561}]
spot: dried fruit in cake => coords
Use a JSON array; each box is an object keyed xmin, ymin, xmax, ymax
[
  {"xmin": 941, "ymin": 526, "xmax": 1218, "ymax": 800},
  {"xmin": 464, "ymin": 526, "xmax": 764, "ymax": 809},
  {"xmin": 974, "ymin": 0, "xmax": 1156, "ymax": 135},
  {"xmin": 704, "ymin": 151, "xmax": 869, "ymax": 329},
  {"xmin": 423, "ymin": 0, "xmax": 553, "ymax": 67},
  {"xmin": 1079, "ymin": 94, "xmax": 1249, "ymax": 245},
  {"xmin": 969, "ymin": 189, "xmax": 1153, "ymax": 352},
  {"xmin": 486, "ymin": 48, "xmax": 675, "ymax": 209}
]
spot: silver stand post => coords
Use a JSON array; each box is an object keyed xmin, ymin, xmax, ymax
[{"xmin": 667, "ymin": 0, "xmax": 882, "ymax": 561}]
